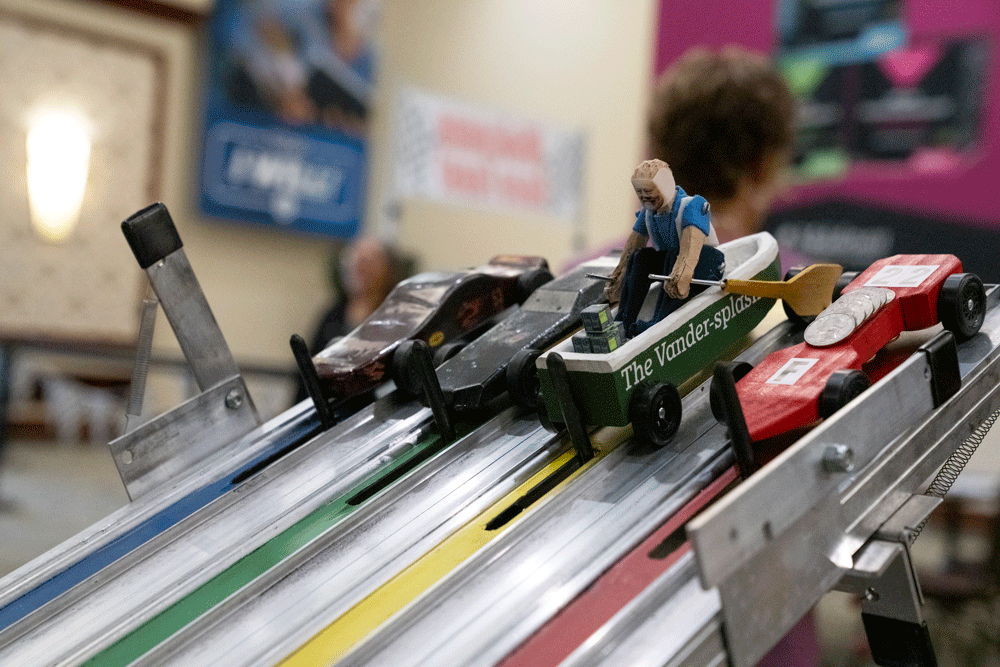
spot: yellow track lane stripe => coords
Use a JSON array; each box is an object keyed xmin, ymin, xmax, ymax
[{"xmin": 279, "ymin": 448, "xmax": 601, "ymax": 667}]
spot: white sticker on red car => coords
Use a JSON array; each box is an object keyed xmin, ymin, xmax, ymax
[
  {"xmin": 864, "ymin": 265, "xmax": 939, "ymax": 288},
  {"xmin": 765, "ymin": 358, "xmax": 820, "ymax": 385}
]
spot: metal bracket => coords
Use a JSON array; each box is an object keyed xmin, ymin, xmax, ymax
[
  {"xmin": 112, "ymin": 204, "xmax": 261, "ymax": 498},
  {"xmin": 835, "ymin": 495, "xmax": 942, "ymax": 667},
  {"xmin": 108, "ymin": 376, "xmax": 259, "ymax": 500}
]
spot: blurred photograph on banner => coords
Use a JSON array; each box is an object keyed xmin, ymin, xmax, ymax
[{"xmin": 200, "ymin": 0, "xmax": 378, "ymax": 237}]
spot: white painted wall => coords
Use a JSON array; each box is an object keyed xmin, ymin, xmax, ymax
[{"xmin": 366, "ymin": 0, "xmax": 658, "ymax": 272}]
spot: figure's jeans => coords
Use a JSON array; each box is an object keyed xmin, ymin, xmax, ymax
[{"xmin": 616, "ymin": 246, "xmax": 725, "ymax": 338}]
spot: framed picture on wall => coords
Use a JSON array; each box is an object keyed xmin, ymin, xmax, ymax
[{"xmin": 199, "ymin": 0, "xmax": 378, "ymax": 238}]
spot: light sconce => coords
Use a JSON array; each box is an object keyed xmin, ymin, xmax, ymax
[{"xmin": 26, "ymin": 108, "xmax": 92, "ymax": 243}]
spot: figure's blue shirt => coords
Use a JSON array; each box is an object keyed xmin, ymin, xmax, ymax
[{"xmin": 632, "ymin": 186, "xmax": 712, "ymax": 251}]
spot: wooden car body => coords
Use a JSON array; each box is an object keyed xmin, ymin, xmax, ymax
[
  {"xmin": 736, "ymin": 254, "xmax": 968, "ymax": 442},
  {"xmin": 536, "ymin": 232, "xmax": 781, "ymax": 429},
  {"xmin": 437, "ymin": 254, "xmax": 617, "ymax": 411},
  {"xmin": 313, "ymin": 255, "xmax": 549, "ymax": 401}
]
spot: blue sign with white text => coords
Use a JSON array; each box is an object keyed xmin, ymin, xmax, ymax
[{"xmin": 201, "ymin": 0, "xmax": 377, "ymax": 238}]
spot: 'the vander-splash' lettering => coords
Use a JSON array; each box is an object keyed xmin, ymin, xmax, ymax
[{"xmin": 620, "ymin": 293, "xmax": 761, "ymax": 391}]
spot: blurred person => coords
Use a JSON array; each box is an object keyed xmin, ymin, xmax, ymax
[
  {"xmin": 599, "ymin": 45, "xmax": 801, "ymax": 304},
  {"xmin": 647, "ymin": 45, "xmax": 797, "ymax": 247},
  {"xmin": 294, "ymin": 236, "xmax": 413, "ymax": 405}
]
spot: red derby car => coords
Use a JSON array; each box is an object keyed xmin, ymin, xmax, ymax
[
  {"xmin": 312, "ymin": 255, "xmax": 551, "ymax": 402},
  {"xmin": 712, "ymin": 254, "xmax": 986, "ymax": 472}
]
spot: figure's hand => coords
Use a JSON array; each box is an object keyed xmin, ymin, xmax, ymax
[
  {"xmin": 663, "ymin": 270, "xmax": 691, "ymax": 299},
  {"xmin": 665, "ymin": 225, "xmax": 706, "ymax": 300},
  {"xmin": 604, "ymin": 269, "xmax": 623, "ymax": 304}
]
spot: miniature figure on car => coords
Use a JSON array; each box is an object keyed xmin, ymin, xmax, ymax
[{"xmin": 605, "ymin": 160, "xmax": 725, "ymax": 338}]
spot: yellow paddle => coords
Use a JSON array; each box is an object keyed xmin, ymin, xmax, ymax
[{"xmin": 647, "ymin": 263, "xmax": 843, "ymax": 317}]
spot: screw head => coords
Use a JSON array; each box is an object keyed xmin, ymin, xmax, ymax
[
  {"xmin": 822, "ymin": 444, "xmax": 854, "ymax": 473},
  {"xmin": 225, "ymin": 389, "xmax": 244, "ymax": 410},
  {"xmin": 864, "ymin": 587, "xmax": 879, "ymax": 602}
]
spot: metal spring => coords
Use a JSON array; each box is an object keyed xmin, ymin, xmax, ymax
[{"xmin": 914, "ymin": 407, "xmax": 1000, "ymax": 538}]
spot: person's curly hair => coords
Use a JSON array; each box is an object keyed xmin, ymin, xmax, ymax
[{"xmin": 648, "ymin": 46, "xmax": 796, "ymax": 202}]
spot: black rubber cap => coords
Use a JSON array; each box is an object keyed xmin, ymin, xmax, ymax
[{"xmin": 121, "ymin": 203, "xmax": 183, "ymax": 269}]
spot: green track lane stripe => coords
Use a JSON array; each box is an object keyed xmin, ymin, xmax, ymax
[{"xmin": 85, "ymin": 424, "xmax": 465, "ymax": 667}]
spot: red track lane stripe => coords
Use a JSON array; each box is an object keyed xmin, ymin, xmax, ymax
[{"xmin": 499, "ymin": 465, "xmax": 740, "ymax": 667}]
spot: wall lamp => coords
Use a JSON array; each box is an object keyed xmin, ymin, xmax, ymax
[{"xmin": 26, "ymin": 107, "xmax": 92, "ymax": 243}]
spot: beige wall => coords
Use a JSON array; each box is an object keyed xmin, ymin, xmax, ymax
[
  {"xmin": 367, "ymin": 1, "xmax": 658, "ymax": 272},
  {"xmin": 2, "ymin": 0, "xmax": 657, "ymax": 416}
]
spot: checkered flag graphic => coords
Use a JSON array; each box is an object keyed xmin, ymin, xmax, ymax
[{"xmin": 393, "ymin": 92, "xmax": 434, "ymax": 196}]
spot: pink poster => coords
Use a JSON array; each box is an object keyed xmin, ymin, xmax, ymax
[{"xmin": 654, "ymin": 0, "xmax": 998, "ymax": 280}]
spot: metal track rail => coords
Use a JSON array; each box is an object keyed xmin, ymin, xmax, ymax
[
  {"xmin": 127, "ymin": 408, "xmax": 567, "ymax": 667},
  {"xmin": 547, "ymin": 287, "xmax": 1000, "ymax": 667},
  {"xmin": 294, "ymin": 323, "xmax": 802, "ymax": 667},
  {"xmin": 0, "ymin": 392, "xmax": 437, "ymax": 666},
  {"xmin": 0, "ymin": 400, "xmax": 317, "ymax": 629}
]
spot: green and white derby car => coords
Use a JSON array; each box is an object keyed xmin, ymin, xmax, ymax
[{"xmin": 535, "ymin": 231, "xmax": 781, "ymax": 447}]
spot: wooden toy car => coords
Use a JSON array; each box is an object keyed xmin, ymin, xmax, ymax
[
  {"xmin": 535, "ymin": 232, "xmax": 782, "ymax": 447},
  {"xmin": 712, "ymin": 254, "xmax": 986, "ymax": 470},
  {"xmin": 434, "ymin": 254, "xmax": 616, "ymax": 412},
  {"xmin": 312, "ymin": 255, "xmax": 551, "ymax": 402}
]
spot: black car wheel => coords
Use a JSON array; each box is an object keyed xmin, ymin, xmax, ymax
[
  {"xmin": 432, "ymin": 341, "xmax": 464, "ymax": 367},
  {"xmin": 819, "ymin": 369, "xmax": 870, "ymax": 418},
  {"xmin": 392, "ymin": 340, "xmax": 423, "ymax": 395},
  {"xmin": 938, "ymin": 273, "xmax": 986, "ymax": 342},
  {"xmin": 506, "ymin": 348, "xmax": 542, "ymax": 409},
  {"xmin": 537, "ymin": 400, "xmax": 562, "ymax": 433},
  {"xmin": 630, "ymin": 381, "xmax": 682, "ymax": 448},
  {"xmin": 710, "ymin": 361, "xmax": 753, "ymax": 422},
  {"xmin": 517, "ymin": 268, "xmax": 554, "ymax": 302}
]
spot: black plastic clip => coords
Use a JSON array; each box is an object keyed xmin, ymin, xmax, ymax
[
  {"xmin": 121, "ymin": 202, "xmax": 183, "ymax": 269},
  {"xmin": 918, "ymin": 331, "xmax": 961, "ymax": 409},
  {"xmin": 546, "ymin": 352, "xmax": 594, "ymax": 463},
  {"xmin": 861, "ymin": 613, "xmax": 939, "ymax": 667},
  {"xmin": 402, "ymin": 340, "xmax": 455, "ymax": 443},
  {"xmin": 290, "ymin": 334, "xmax": 336, "ymax": 430},
  {"xmin": 713, "ymin": 362, "xmax": 756, "ymax": 478}
]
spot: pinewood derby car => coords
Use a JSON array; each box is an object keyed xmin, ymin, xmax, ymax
[
  {"xmin": 433, "ymin": 253, "xmax": 617, "ymax": 412},
  {"xmin": 312, "ymin": 255, "xmax": 552, "ymax": 402},
  {"xmin": 712, "ymin": 254, "xmax": 987, "ymax": 471},
  {"xmin": 535, "ymin": 232, "xmax": 782, "ymax": 447}
]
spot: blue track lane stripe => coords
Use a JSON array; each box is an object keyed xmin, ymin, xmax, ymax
[{"xmin": 0, "ymin": 416, "xmax": 321, "ymax": 631}]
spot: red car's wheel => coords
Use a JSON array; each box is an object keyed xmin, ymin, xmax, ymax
[
  {"xmin": 630, "ymin": 381, "xmax": 682, "ymax": 448},
  {"xmin": 819, "ymin": 370, "xmax": 870, "ymax": 418},
  {"xmin": 938, "ymin": 273, "xmax": 986, "ymax": 342}
]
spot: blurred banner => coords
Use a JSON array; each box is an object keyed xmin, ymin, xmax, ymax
[
  {"xmin": 200, "ymin": 0, "xmax": 379, "ymax": 238},
  {"xmin": 654, "ymin": 0, "xmax": 999, "ymax": 281},
  {"xmin": 393, "ymin": 87, "xmax": 586, "ymax": 221}
]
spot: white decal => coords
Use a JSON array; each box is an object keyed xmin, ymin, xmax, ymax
[
  {"xmin": 864, "ymin": 265, "xmax": 939, "ymax": 288},
  {"xmin": 765, "ymin": 358, "xmax": 819, "ymax": 385}
]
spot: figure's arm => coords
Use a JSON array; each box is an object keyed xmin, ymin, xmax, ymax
[
  {"xmin": 605, "ymin": 230, "xmax": 648, "ymax": 304},
  {"xmin": 664, "ymin": 225, "xmax": 706, "ymax": 299}
]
